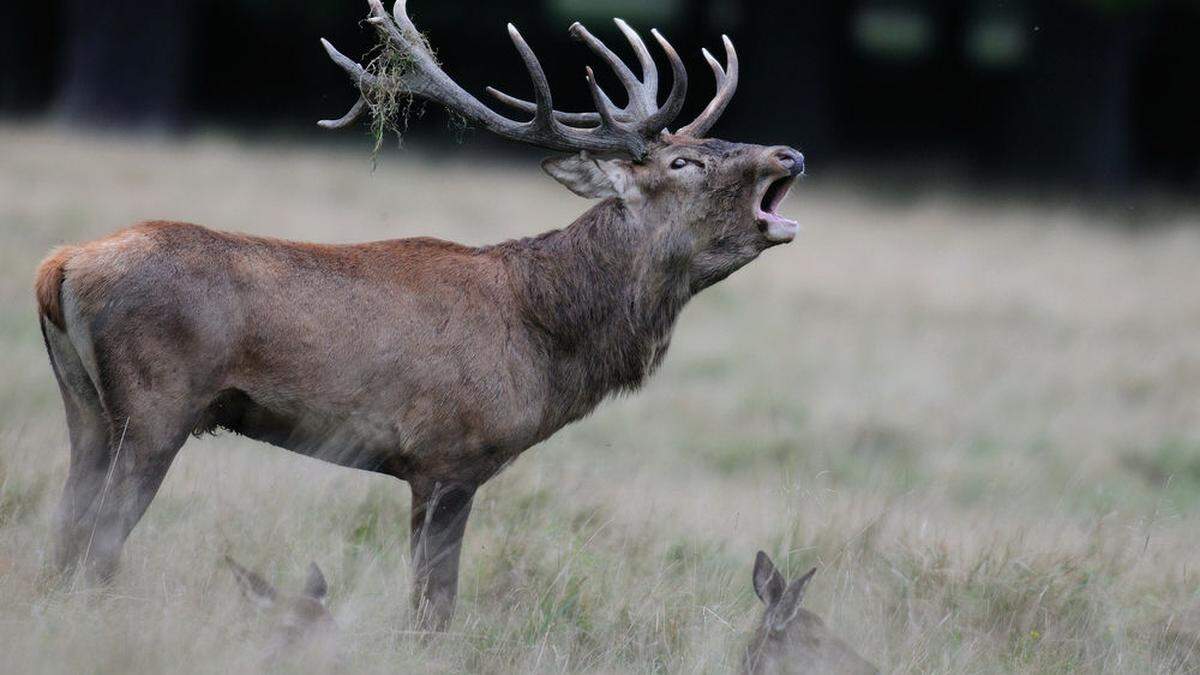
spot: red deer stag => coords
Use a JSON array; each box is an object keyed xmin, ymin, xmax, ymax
[{"xmin": 35, "ymin": 0, "xmax": 805, "ymax": 630}]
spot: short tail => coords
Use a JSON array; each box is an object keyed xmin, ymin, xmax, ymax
[{"xmin": 35, "ymin": 246, "xmax": 75, "ymax": 330}]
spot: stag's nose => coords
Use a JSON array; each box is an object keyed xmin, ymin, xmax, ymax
[{"xmin": 772, "ymin": 148, "xmax": 806, "ymax": 176}]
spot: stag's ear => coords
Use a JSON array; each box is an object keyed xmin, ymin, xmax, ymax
[
  {"xmin": 304, "ymin": 562, "xmax": 328, "ymax": 601},
  {"xmin": 225, "ymin": 555, "xmax": 278, "ymax": 609},
  {"xmin": 768, "ymin": 566, "xmax": 817, "ymax": 632},
  {"xmin": 542, "ymin": 152, "xmax": 636, "ymax": 200},
  {"xmin": 753, "ymin": 551, "xmax": 786, "ymax": 606}
]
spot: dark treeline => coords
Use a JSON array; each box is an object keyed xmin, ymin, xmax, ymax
[{"xmin": 1, "ymin": 0, "xmax": 1197, "ymax": 191}]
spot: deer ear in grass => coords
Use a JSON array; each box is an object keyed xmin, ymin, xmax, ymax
[
  {"xmin": 768, "ymin": 566, "xmax": 816, "ymax": 632},
  {"xmin": 225, "ymin": 555, "xmax": 278, "ymax": 609},
  {"xmin": 752, "ymin": 550, "xmax": 786, "ymax": 606},
  {"xmin": 304, "ymin": 562, "xmax": 328, "ymax": 601}
]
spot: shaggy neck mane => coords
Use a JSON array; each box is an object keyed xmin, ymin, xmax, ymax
[{"xmin": 493, "ymin": 199, "xmax": 694, "ymax": 425}]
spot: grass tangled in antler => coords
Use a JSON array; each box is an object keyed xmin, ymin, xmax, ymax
[
  {"xmin": 359, "ymin": 23, "xmax": 470, "ymax": 164},
  {"xmin": 360, "ymin": 26, "xmax": 430, "ymax": 165}
]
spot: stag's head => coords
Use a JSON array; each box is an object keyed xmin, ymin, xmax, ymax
[{"xmin": 321, "ymin": 0, "xmax": 805, "ymax": 291}]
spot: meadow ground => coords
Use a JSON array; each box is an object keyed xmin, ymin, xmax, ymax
[{"xmin": 1, "ymin": 123, "xmax": 1199, "ymax": 673}]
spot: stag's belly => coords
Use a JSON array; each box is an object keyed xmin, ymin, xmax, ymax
[
  {"xmin": 218, "ymin": 303, "xmax": 550, "ymax": 481},
  {"xmin": 199, "ymin": 378, "xmax": 547, "ymax": 483}
]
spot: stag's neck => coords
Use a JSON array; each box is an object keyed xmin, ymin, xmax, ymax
[{"xmin": 497, "ymin": 199, "xmax": 694, "ymax": 421}]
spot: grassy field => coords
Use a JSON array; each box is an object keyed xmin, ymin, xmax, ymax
[{"xmin": 1, "ymin": 123, "xmax": 1199, "ymax": 673}]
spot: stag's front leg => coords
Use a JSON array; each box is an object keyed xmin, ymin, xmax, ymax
[{"xmin": 409, "ymin": 479, "xmax": 476, "ymax": 631}]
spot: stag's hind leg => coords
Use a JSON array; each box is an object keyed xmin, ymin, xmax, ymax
[
  {"xmin": 409, "ymin": 479, "xmax": 476, "ymax": 632},
  {"xmin": 44, "ymin": 320, "xmax": 193, "ymax": 582},
  {"xmin": 45, "ymin": 321, "xmax": 114, "ymax": 574},
  {"xmin": 68, "ymin": 418, "xmax": 189, "ymax": 582}
]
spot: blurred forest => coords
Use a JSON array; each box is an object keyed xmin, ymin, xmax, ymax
[{"xmin": 1, "ymin": 0, "xmax": 1198, "ymax": 192}]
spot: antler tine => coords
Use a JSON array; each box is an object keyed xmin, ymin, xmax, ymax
[
  {"xmin": 486, "ymin": 84, "xmax": 633, "ymax": 129},
  {"xmin": 319, "ymin": 38, "xmax": 376, "ymax": 87},
  {"xmin": 484, "ymin": 87, "xmax": 609, "ymax": 126},
  {"xmin": 368, "ymin": 0, "xmax": 409, "ymax": 48},
  {"xmin": 675, "ymin": 35, "xmax": 738, "ymax": 137},
  {"xmin": 318, "ymin": 96, "xmax": 368, "ymax": 129},
  {"xmin": 316, "ymin": 38, "xmax": 378, "ymax": 128},
  {"xmin": 506, "ymin": 23, "xmax": 556, "ymax": 128},
  {"xmin": 613, "ymin": 18, "xmax": 656, "ymax": 96},
  {"xmin": 569, "ymin": 22, "xmax": 652, "ymax": 117},
  {"xmin": 636, "ymin": 29, "xmax": 688, "ymax": 135},
  {"xmin": 390, "ymin": 0, "xmax": 419, "ymax": 39},
  {"xmin": 585, "ymin": 67, "xmax": 620, "ymax": 130}
]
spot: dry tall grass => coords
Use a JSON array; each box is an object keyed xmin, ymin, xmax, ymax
[{"xmin": 1, "ymin": 124, "xmax": 1198, "ymax": 673}]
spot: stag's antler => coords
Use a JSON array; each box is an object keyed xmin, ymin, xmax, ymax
[
  {"xmin": 485, "ymin": 19, "xmax": 687, "ymax": 135},
  {"xmin": 320, "ymin": 0, "xmax": 686, "ymax": 158},
  {"xmin": 490, "ymin": 28, "xmax": 738, "ymax": 139},
  {"xmin": 675, "ymin": 35, "xmax": 739, "ymax": 138},
  {"xmin": 320, "ymin": 1, "xmax": 740, "ymax": 157}
]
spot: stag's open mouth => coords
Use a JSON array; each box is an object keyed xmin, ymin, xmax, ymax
[{"xmin": 754, "ymin": 175, "xmax": 800, "ymax": 243}]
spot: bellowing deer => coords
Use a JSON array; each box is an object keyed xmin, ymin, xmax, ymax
[
  {"xmin": 744, "ymin": 553, "xmax": 877, "ymax": 675},
  {"xmin": 35, "ymin": 0, "xmax": 804, "ymax": 630}
]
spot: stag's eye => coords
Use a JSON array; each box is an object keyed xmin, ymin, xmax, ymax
[{"xmin": 669, "ymin": 157, "xmax": 702, "ymax": 170}]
